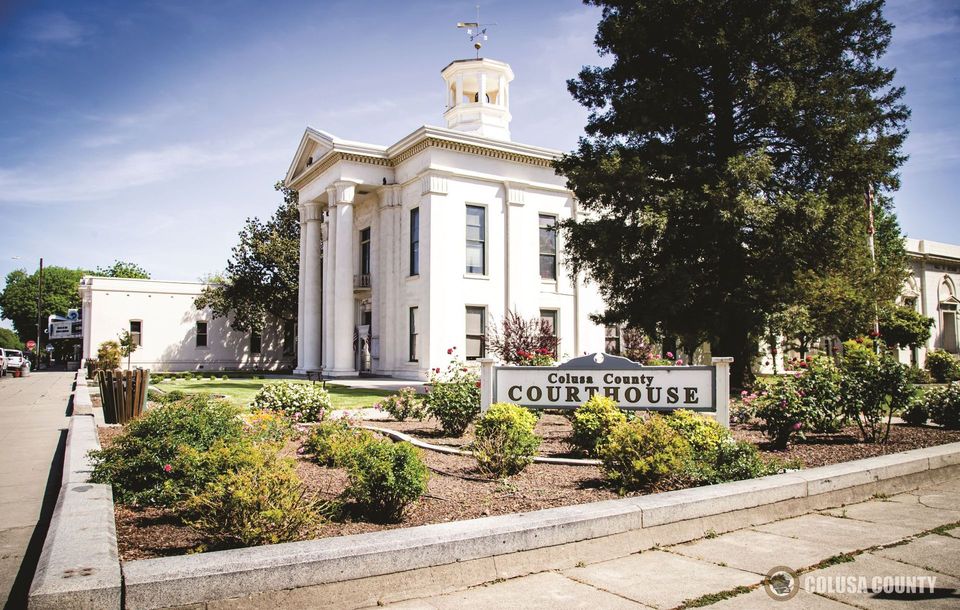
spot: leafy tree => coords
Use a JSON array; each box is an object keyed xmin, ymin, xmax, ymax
[
  {"xmin": 557, "ymin": 0, "xmax": 909, "ymax": 384},
  {"xmin": 118, "ymin": 330, "xmax": 139, "ymax": 369},
  {"xmin": 879, "ymin": 304, "xmax": 933, "ymax": 349},
  {"xmin": 0, "ymin": 328, "xmax": 24, "ymax": 350},
  {"xmin": 0, "ymin": 266, "xmax": 88, "ymax": 346},
  {"xmin": 195, "ymin": 181, "xmax": 299, "ymax": 333},
  {"xmin": 485, "ymin": 310, "xmax": 559, "ymax": 364},
  {"xmin": 95, "ymin": 260, "xmax": 151, "ymax": 279}
]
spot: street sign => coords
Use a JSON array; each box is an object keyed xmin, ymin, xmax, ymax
[
  {"xmin": 45, "ymin": 344, "xmax": 54, "ymax": 353},
  {"xmin": 26, "ymin": 340, "xmax": 36, "ymax": 349}
]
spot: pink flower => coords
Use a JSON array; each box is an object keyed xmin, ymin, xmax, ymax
[
  {"xmin": 666, "ymin": 351, "xmax": 674, "ymax": 359},
  {"xmin": 447, "ymin": 348, "xmax": 453, "ymax": 355},
  {"xmin": 792, "ymin": 422, "xmax": 803, "ymax": 431},
  {"xmin": 163, "ymin": 464, "xmax": 172, "ymax": 473},
  {"xmin": 741, "ymin": 390, "xmax": 749, "ymax": 397},
  {"xmin": 675, "ymin": 359, "xmax": 683, "ymax": 366},
  {"xmin": 461, "ymin": 367, "xmax": 468, "ymax": 372},
  {"xmin": 433, "ymin": 367, "xmax": 440, "ymax": 373}
]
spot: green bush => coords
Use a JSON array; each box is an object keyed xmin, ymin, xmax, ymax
[
  {"xmin": 796, "ymin": 357, "xmax": 847, "ymax": 432},
  {"xmin": 96, "ymin": 340, "xmax": 121, "ymax": 370},
  {"xmin": 751, "ymin": 376, "xmax": 811, "ymax": 449},
  {"xmin": 569, "ymin": 395, "xmax": 627, "ymax": 455},
  {"xmin": 253, "ymin": 381, "xmax": 331, "ymax": 422},
  {"xmin": 165, "ymin": 389, "xmax": 186, "ymax": 402},
  {"xmin": 423, "ymin": 357, "xmax": 480, "ymax": 436},
  {"xmin": 221, "ymin": 375, "xmax": 229, "ymax": 381},
  {"xmin": 926, "ymin": 382, "xmax": 960, "ymax": 429},
  {"xmin": 690, "ymin": 439, "xmax": 787, "ymax": 485},
  {"xmin": 839, "ymin": 343, "xmax": 915, "ymax": 443},
  {"xmin": 598, "ymin": 416, "xmax": 692, "ymax": 493},
  {"xmin": 905, "ymin": 366, "xmax": 934, "ymax": 385},
  {"xmin": 344, "ymin": 441, "xmax": 429, "ymax": 521},
  {"xmin": 244, "ymin": 410, "xmax": 296, "ymax": 443},
  {"xmin": 664, "ymin": 409, "xmax": 730, "ymax": 454},
  {"xmin": 304, "ymin": 420, "xmax": 378, "ymax": 467},
  {"xmin": 88, "ymin": 395, "xmax": 245, "ymax": 505},
  {"xmin": 183, "ymin": 444, "xmax": 324, "ymax": 547},
  {"xmin": 925, "ymin": 349, "xmax": 960, "ymax": 383},
  {"xmin": 376, "ymin": 387, "xmax": 426, "ymax": 422},
  {"xmin": 901, "ymin": 398, "xmax": 929, "ymax": 426},
  {"xmin": 472, "ymin": 403, "xmax": 541, "ymax": 477}
]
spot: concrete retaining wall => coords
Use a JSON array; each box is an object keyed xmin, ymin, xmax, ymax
[{"xmin": 28, "ymin": 373, "xmax": 122, "ymax": 610}]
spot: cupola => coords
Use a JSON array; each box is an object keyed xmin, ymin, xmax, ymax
[{"xmin": 441, "ymin": 58, "xmax": 514, "ymax": 141}]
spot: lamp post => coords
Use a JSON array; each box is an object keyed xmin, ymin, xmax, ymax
[{"xmin": 36, "ymin": 257, "xmax": 43, "ymax": 369}]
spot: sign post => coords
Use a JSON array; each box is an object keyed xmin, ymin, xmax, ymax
[{"xmin": 481, "ymin": 352, "xmax": 733, "ymax": 427}]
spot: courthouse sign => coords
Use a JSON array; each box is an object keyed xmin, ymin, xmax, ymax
[{"xmin": 479, "ymin": 353, "xmax": 733, "ymax": 427}]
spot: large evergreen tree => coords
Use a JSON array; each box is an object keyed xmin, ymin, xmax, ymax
[
  {"xmin": 194, "ymin": 181, "xmax": 300, "ymax": 333},
  {"xmin": 558, "ymin": 0, "xmax": 909, "ymax": 383}
]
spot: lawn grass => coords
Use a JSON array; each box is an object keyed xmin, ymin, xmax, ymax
[{"xmin": 151, "ymin": 377, "xmax": 393, "ymax": 410}]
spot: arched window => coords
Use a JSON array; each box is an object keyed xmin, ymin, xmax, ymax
[{"xmin": 940, "ymin": 277, "xmax": 959, "ymax": 353}]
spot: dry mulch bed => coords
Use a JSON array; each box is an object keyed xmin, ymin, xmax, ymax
[{"xmin": 99, "ymin": 417, "xmax": 960, "ymax": 561}]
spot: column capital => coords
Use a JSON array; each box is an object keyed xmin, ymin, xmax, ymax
[
  {"xmin": 420, "ymin": 172, "xmax": 448, "ymax": 196},
  {"xmin": 377, "ymin": 185, "xmax": 402, "ymax": 209},
  {"xmin": 504, "ymin": 182, "xmax": 525, "ymax": 206},
  {"xmin": 328, "ymin": 180, "xmax": 360, "ymax": 207},
  {"xmin": 300, "ymin": 201, "xmax": 325, "ymax": 222}
]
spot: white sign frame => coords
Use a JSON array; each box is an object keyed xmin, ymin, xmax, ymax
[{"xmin": 480, "ymin": 353, "xmax": 733, "ymax": 427}]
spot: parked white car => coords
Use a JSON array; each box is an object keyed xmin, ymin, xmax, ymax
[
  {"xmin": 0, "ymin": 349, "xmax": 6, "ymax": 377},
  {"xmin": 3, "ymin": 349, "xmax": 25, "ymax": 371}
]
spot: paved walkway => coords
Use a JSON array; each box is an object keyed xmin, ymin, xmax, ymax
[
  {"xmin": 0, "ymin": 371, "xmax": 74, "ymax": 609},
  {"xmin": 389, "ymin": 479, "xmax": 960, "ymax": 609}
]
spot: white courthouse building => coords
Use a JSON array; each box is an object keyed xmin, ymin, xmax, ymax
[
  {"xmin": 287, "ymin": 57, "xmax": 606, "ymax": 379},
  {"xmin": 900, "ymin": 239, "xmax": 960, "ymax": 365}
]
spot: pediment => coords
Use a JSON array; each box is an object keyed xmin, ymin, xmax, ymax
[{"xmin": 284, "ymin": 128, "xmax": 337, "ymax": 185}]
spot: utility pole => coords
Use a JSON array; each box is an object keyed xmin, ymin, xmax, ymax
[
  {"xmin": 36, "ymin": 257, "xmax": 43, "ymax": 369},
  {"xmin": 866, "ymin": 185, "xmax": 880, "ymax": 346}
]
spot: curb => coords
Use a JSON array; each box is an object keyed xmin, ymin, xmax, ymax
[
  {"xmin": 120, "ymin": 441, "xmax": 960, "ymax": 610},
  {"xmin": 363, "ymin": 425, "xmax": 602, "ymax": 466},
  {"xmin": 28, "ymin": 373, "xmax": 122, "ymax": 610}
]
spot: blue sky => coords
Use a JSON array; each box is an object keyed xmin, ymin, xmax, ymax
[{"xmin": 0, "ymin": 0, "xmax": 957, "ymax": 321}]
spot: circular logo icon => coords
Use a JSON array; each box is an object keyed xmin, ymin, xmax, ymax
[{"xmin": 764, "ymin": 565, "xmax": 799, "ymax": 601}]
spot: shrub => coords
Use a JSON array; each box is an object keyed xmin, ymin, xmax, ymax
[
  {"xmin": 795, "ymin": 357, "xmax": 847, "ymax": 433},
  {"xmin": 569, "ymin": 395, "xmax": 627, "ymax": 455},
  {"xmin": 88, "ymin": 395, "xmax": 245, "ymax": 505},
  {"xmin": 839, "ymin": 344, "xmax": 915, "ymax": 443},
  {"xmin": 485, "ymin": 311, "xmax": 558, "ymax": 365},
  {"xmin": 183, "ymin": 444, "xmax": 324, "ymax": 547},
  {"xmin": 423, "ymin": 355, "xmax": 480, "ymax": 436},
  {"xmin": 96, "ymin": 340, "xmax": 122, "ymax": 370},
  {"xmin": 243, "ymin": 409, "xmax": 296, "ymax": 442},
  {"xmin": 751, "ymin": 376, "xmax": 812, "ymax": 449},
  {"xmin": 304, "ymin": 420, "xmax": 378, "ymax": 467},
  {"xmin": 165, "ymin": 389, "xmax": 186, "ymax": 402},
  {"xmin": 344, "ymin": 441, "xmax": 429, "ymax": 521},
  {"xmin": 253, "ymin": 381, "xmax": 331, "ymax": 422},
  {"xmin": 905, "ymin": 366, "xmax": 933, "ymax": 385},
  {"xmin": 925, "ymin": 350, "xmax": 960, "ymax": 383},
  {"xmin": 598, "ymin": 416, "xmax": 692, "ymax": 493},
  {"xmin": 472, "ymin": 403, "xmax": 541, "ymax": 477},
  {"xmin": 926, "ymin": 382, "xmax": 960, "ymax": 429},
  {"xmin": 221, "ymin": 375, "xmax": 229, "ymax": 381},
  {"xmin": 901, "ymin": 398, "xmax": 929, "ymax": 426},
  {"xmin": 376, "ymin": 387, "xmax": 426, "ymax": 422},
  {"xmin": 664, "ymin": 409, "xmax": 730, "ymax": 454},
  {"xmin": 690, "ymin": 439, "xmax": 788, "ymax": 485}
]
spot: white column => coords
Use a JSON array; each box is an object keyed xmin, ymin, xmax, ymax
[
  {"xmin": 299, "ymin": 201, "xmax": 324, "ymax": 372},
  {"xmin": 330, "ymin": 181, "xmax": 358, "ymax": 376},
  {"xmin": 455, "ymin": 74, "xmax": 463, "ymax": 105},
  {"xmin": 497, "ymin": 74, "xmax": 505, "ymax": 106},
  {"xmin": 377, "ymin": 186, "xmax": 401, "ymax": 374},
  {"xmin": 296, "ymin": 217, "xmax": 306, "ymax": 370},
  {"xmin": 322, "ymin": 188, "xmax": 337, "ymax": 374},
  {"xmin": 479, "ymin": 71, "xmax": 487, "ymax": 104},
  {"xmin": 712, "ymin": 357, "xmax": 733, "ymax": 428}
]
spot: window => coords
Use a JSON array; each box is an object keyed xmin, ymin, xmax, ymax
[
  {"xmin": 129, "ymin": 320, "xmax": 142, "ymax": 347},
  {"xmin": 410, "ymin": 208, "xmax": 420, "ymax": 276},
  {"xmin": 409, "ymin": 307, "xmax": 418, "ymax": 362},
  {"xmin": 196, "ymin": 322, "xmax": 208, "ymax": 348},
  {"xmin": 605, "ymin": 325, "xmax": 621, "ymax": 355},
  {"xmin": 283, "ymin": 320, "xmax": 295, "ymax": 356},
  {"xmin": 359, "ymin": 227, "xmax": 371, "ymax": 276},
  {"xmin": 539, "ymin": 214, "xmax": 557, "ymax": 280},
  {"xmin": 250, "ymin": 331, "xmax": 262, "ymax": 354},
  {"xmin": 466, "ymin": 307, "xmax": 486, "ymax": 360},
  {"xmin": 466, "ymin": 205, "xmax": 485, "ymax": 274},
  {"xmin": 540, "ymin": 309, "xmax": 558, "ymax": 357},
  {"xmin": 943, "ymin": 302, "xmax": 959, "ymax": 353}
]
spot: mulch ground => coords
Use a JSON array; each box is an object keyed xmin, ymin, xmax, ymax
[{"xmin": 100, "ymin": 415, "xmax": 960, "ymax": 561}]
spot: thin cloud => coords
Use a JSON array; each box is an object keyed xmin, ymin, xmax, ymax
[{"xmin": 23, "ymin": 11, "xmax": 90, "ymax": 47}]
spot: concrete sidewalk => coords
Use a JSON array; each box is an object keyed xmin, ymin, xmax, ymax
[
  {"xmin": 0, "ymin": 371, "xmax": 75, "ymax": 609},
  {"xmin": 389, "ymin": 478, "xmax": 960, "ymax": 609}
]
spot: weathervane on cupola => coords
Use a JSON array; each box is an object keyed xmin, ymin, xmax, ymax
[{"xmin": 457, "ymin": 5, "xmax": 496, "ymax": 59}]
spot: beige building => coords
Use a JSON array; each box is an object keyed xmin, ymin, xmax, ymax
[
  {"xmin": 79, "ymin": 276, "xmax": 294, "ymax": 371},
  {"xmin": 900, "ymin": 239, "xmax": 960, "ymax": 366}
]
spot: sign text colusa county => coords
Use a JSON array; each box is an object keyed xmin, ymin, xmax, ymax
[{"xmin": 491, "ymin": 353, "xmax": 717, "ymax": 412}]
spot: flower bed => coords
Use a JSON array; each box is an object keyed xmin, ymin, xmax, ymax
[{"xmin": 100, "ymin": 411, "xmax": 960, "ymax": 561}]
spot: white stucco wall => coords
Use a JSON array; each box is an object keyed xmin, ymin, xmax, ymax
[
  {"xmin": 79, "ymin": 276, "xmax": 294, "ymax": 371},
  {"xmin": 900, "ymin": 239, "xmax": 960, "ymax": 366}
]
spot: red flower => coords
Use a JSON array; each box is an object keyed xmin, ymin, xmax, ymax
[
  {"xmin": 433, "ymin": 367, "xmax": 440, "ymax": 373},
  {"xmin": 475, "ymin": 381, "xmax": 481, "ymax": 388},
  {"xmin": 447, "ymin": 348, "xmax": 453, "ymax": 355},
  {"xmin": 163, "ymin": 464, "xmax": 172, "ymax": 473},
  {"xmin": 461, "ymin": 367, "xmax": 468, "ymax": 372}
]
